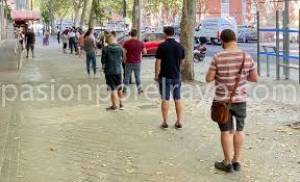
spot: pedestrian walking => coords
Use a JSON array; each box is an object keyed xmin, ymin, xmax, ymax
[
  {"xmin": 154, "ymin": 26, "xmax": 185, "ymax": 130},
  {"xmin": 25, "ymin": 28, "xmax": 36, "ymax": 58},
  {"xmin": 206, "ymin": 29, "xmax": 258, "ymax": 173},
  {"xmin": 101, "ymin": 34, "xmax": 124, "ymax": 111},
  {"xmin": 18, "ymin": 28, "xmax": 25, "ymax": 50},
  {"xmin": 43, "ymin": 31, "xmax": 50, "ymax": 46},
  {"xmin": 123, "ymin": 29, "xmax": 147, "ymax": 94},
  {"xmin": 83, "ymin": 28, "xmax": 97, "ymax": 78}
]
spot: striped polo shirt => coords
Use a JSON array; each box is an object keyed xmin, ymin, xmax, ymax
[{"xmin": 209, "ymin": 50, "xmax": 256, "ymax": 103}]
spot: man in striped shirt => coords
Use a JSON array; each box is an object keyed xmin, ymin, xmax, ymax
[{"xmin": 206, "ymin": 29, "xmax": 258, "ymax": 173}]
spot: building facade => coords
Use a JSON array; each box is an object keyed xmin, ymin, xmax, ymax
[{"xmin": 198, "ymin": 0, "xmax": 251, "ymax": 25}]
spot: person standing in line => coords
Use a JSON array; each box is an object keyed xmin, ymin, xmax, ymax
[
  {"xmin": 101, "ymin": 34, "xmax": 124, "ymax": 111},
  {"xmin": 68, "ymin": 28, "xmax": 77, "ymax": 54},
  {"xmin": 123, "ymin": 29, "xmax": 147, "ymax": 94},
  {"xmin": 154, "ymin": 26, "xmax": 185, "ymax": 130},
  {"xmin": 78, "ymin": 29, "xmax": 84, "ymax": 57},
  {"xmin": 61, "ymin": 30, "xmax": 69, "ymax": 53},
  {"xmin": 74, "ymin": 28, "xmax": 80, "ymax": 55},
  {"xmin": 57, "ymin": 29, "xmax": 61, "ymax": 44},
  {"xmin": 83, "ymin": 28, "xmax": 97, "ymax": 78},
  {"xmin": 25, "ymin": 28, "xmax": 36, "ymax": 58},
  {"xmin": 206, "ymin": 29, "xmax": 258, "ymax": 173}
]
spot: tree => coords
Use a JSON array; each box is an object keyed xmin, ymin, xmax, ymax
[
  {"xmin": 180, "ymin": 0, "xmax": 196, "ymax": 80},
  {"xmin": 72, "ymin": 0, "xmax": 85, "ymax": 26},
  {"xmin": 123, "ymin": 0, "xmax": 127, "ymax": 18},
  {"xmin": 132, "ymin": 0, "xmax": 141, "ymax": 39},
  {"xmin": 80, "ymin": 0, "xmax": 89, "ymax": 27},
  {"xmin": 39, "ymin": 0, "xmax": 72, "ymax": 31},
  {"xmin": 88, "ymin": 0, "xmax": 96, "ymax": 28}
]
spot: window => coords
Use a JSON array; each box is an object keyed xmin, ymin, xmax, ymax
[{"xmin": 221, "ymin": 0, "xmax": 230, "ymax": 17}]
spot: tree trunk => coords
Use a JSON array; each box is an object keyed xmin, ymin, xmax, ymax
[
  {"xmin": 74, "ymin": 5, "xmax": 80, "ymax": 27},
  {"xmin": 132, "ymin": 0, "xmax": 141, "ymax": 40},
  {"xmin": 123, "ymin": 0, "xmax": 127, "ymax": 18},
  {"xmin": 88, "ymin": 0, "xmax": 96, "ymax": 28},
  {"xmin": 180, "ymin": 0, "xmax": 196, "ymax": 81},
  {"xmin": 80, "ymin": 0, "xmax": 89, "ymax": 28}
]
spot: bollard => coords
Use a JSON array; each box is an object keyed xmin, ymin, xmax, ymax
[
  {"xmin": 298, "ymin": 9, "xmax": 300, "ymax": 84},
  {"xmin": 276, "ymin": 10, "xmax": 280, "ymax": 80},
  {"xmin": 257, "ymin": 11, "xmax": 260, "ymax": 76}
]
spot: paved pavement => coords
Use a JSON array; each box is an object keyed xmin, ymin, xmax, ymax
[
  {"xmin": 0, "ymin": 40, "xmax": 21, "ymax": 71},
  {"xmin": 0, "ymin": 39, "xmax": 299, "ymax": 182}
]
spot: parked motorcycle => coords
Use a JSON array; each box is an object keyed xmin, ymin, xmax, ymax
[{"xmin": 193, "ymin": 43, "xmax": 207, "ymax": 62}]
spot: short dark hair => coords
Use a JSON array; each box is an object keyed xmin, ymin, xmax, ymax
[
  {"xmin": 111, "ymin": 31, "xmax": 117, "ymax": 37},
  {"xmin": 130, "ymin": 29, "xmax": 138, "ymax": 37},
  {"xmin": 220, "ymin": 29, "xmax": 236, "ymax": 43},
  {"xmin": 163, "ymin": 26, "xmax": 175, "ymax": 36}
]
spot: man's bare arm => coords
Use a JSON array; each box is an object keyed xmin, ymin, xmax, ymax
[
  {"xmin": 247, "ymin": 68, "xmax": 259, "ymax": 82},
  {"xmin": 122, "ymin": 49, "xmax": 127, "ymax": 63},
  {"xmin": 155, "ymin": 59, "xmax": 161, "ymax": 81},
  {"xmin": 206, "ymin": 69, "xmax": 216, "ymax": 83},
  {"xmin": 143, "ymin": 48, "xmax": 147, "ymax": 55}
]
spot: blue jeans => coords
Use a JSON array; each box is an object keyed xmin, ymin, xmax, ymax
[
  {"xmin": 86, "ymin": 51, "xmax": 97, "ymax": 75},
  {"xmin": 124, "ymin": 63, "xmax": 142, "ymax": 91},
  {"xmin": 159, "ymin": 77, "xmax": 181, "ymax": 101}
]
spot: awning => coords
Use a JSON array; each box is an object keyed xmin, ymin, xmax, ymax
[{"xmin": 11, "ymin": 10, "xmax": 40, "ymax": 21}]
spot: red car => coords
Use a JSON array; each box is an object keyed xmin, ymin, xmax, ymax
[
  {"xmin": 119, "ymin": 32, "xmax": 165, "ymax": 56},
  {"xmin": 142, "ymin": 32, "xmax": 165, "ymax": 55}
]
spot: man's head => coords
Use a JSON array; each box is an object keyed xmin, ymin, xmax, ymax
[
  {"xmin": 107, "ymin": 34, "xmax": 115, "ymax": 45},
  {"xmin": 130, "ymin": 29, "xmax": 138, "ymax": 38},
  {"xmin": 163, "ymin": 26, "xmax": 175, "ymax": 38},
  {"xmin": 220, "ymin": 29, "xmax": 237, "ymax": 49}
]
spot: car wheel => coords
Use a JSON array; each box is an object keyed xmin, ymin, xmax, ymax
[{"xmin": 211, "ymin": 38, "xmax": 221, "ymax": 45}]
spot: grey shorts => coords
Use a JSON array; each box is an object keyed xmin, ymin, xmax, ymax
[{"xmin": 218, "ymin": 102, "xmax": 247, "ymax": 132}]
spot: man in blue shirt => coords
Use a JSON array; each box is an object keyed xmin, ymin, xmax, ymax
[{"xmin": 154, "ymin": 26, "xmax": 185, "ymax": 129}]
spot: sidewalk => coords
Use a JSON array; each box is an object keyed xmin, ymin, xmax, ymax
[{"xmin": 0, "ymin": 40, "xmax": 299, "ymax": 182}]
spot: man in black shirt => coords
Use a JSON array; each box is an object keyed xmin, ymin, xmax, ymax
[
  {"xmin": 25, "ymin": 28, "xmax": 36, "ymax": 58},
  {"xmin": 154, "ymin": 26, "xmax": 185, "ymax": 129}
]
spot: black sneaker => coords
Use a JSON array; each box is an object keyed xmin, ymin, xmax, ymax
[
  {"xmin": 232, "ymin": 162, "xmax": 241, "ymax": 171},
  {"xmin": 138, "ymin": 89, "xmax": 144, "ymax": 95},
  {"xmin": 214, "ymin": 161, "xmax": 234, "ymax": 173},
  {"xmin": 160, "ymin": 123, "xmax": 169, "ymax": 129},
  {"xmin": 119, "ymin": 104, "xmax": 125, "ymax": 110},
  {"xmin": 175, "ymin": 122, "xmax": 182, "ymax": 130},
  {"xmin": 106, "ymin": 106, "xmax": 118, "ymax": 111}
]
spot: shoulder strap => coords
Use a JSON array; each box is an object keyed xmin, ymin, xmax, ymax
[{"xmin": 228, "ymin": 52, "xmax": 246, "ymax": 105}]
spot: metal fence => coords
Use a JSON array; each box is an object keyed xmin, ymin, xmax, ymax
[{"xmin": 257, "ymin": 10, "xmax": 300, "ymax": 84}]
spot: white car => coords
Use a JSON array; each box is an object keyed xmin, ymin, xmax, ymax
[{"xmin": 195, "ymin": 17, "xmax": 238, "ymax": 45}]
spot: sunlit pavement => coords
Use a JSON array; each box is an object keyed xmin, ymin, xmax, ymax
[{"xmin": 0, "ymin": 38, "xmax": 299, "ymax": 182}]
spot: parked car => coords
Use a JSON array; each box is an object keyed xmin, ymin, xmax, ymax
[
  {"xmin": 195, "ymin": 17, "xmax": 238, "ymax": 45},
  {"xmin": 238, "ymin": 25, "xmax": 257, "ymax": 43},
  {"xmin": 118, "ymin": 32, "xmax": 165, "ymax": 56},
  {"xmin": 142, "ymin": 32, "xmax": 165, "ymax": 55},
  {"xmin": 273, "ymin": 28, "xmax": 299, "ymax": 43}
]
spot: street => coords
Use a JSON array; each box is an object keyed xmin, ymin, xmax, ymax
[{"xmin": 0, "ymin": 39, "xmax": 299, "ymax": 182}]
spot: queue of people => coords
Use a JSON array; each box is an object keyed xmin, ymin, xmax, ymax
[
  {"xmin": 69, "ymin": 26, "xmax": 259, "ymax": 174},
  {"xmin": 60, "ymin": 27, "xmax": 84, "ymax": 55},
  {"xmin": 18, "ymin": 24, "xmax": 259, "ymax": 175}
]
